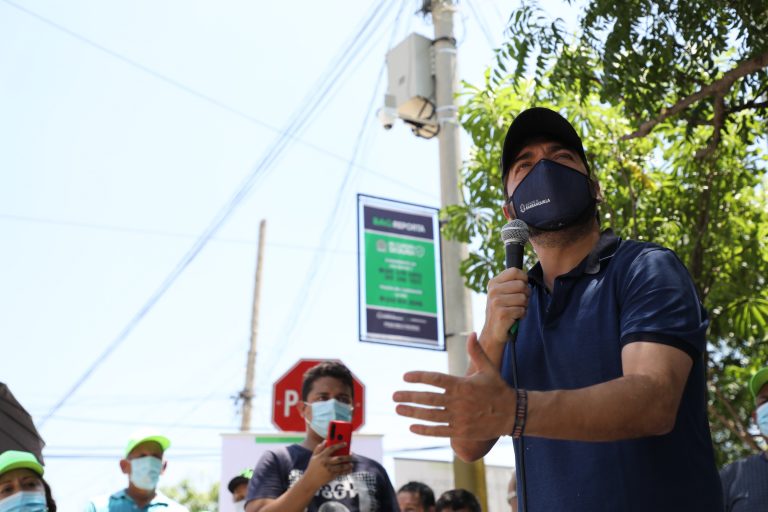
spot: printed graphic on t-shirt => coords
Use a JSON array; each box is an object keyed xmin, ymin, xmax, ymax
[{"xmin": 287, "ymin": 469, "xmax": 379, "ymax": 511}]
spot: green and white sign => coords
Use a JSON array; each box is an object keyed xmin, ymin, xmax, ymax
[{"xmin": 357, "ymin": 194, "xmax": 444, "ymax": 350}]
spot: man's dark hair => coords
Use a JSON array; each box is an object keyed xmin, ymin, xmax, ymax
[
  {"xmin": 436, "ymin": 488, "xmax": 481, "ymax": 512},
  {"xmin": 398, "ymin": 481, "xmax": 436, "ymax": 508},
  {"xmin": 301, "ymin": 361, "xmax": 354, "ymax": 401}
]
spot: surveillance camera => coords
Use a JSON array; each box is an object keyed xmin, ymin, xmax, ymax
[{"xmin": 377, "ymin": 107, "xmax": 397, "ymax": 130}]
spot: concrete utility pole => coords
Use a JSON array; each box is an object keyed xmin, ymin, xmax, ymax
[
  {"xmin": 429, "ymin": 0, "xmax": 488, "ymax": 508},
  {"xmin": 240, "ymin": 219, "xmax": 267, "ymax": 431}
]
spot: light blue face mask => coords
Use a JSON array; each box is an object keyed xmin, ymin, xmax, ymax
[
  {"xmin": 756, "ymin": 402, "xmax": 768, "ymax": 437},
  {"xmin": 129, "ymin": 456, "xmax": 163, "ymax": 491},
  {"xmin": 306, "ymin": 399, "xmax": 353, "ymax": 437},
  {"xmin": 0, "ymin": 491, "xmax": 47, "ymax": 512}
]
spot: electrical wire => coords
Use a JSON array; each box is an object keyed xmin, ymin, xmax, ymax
[
  {"xmin": 0, "ymin": 213, "xmax": 359, "ymax": 253},
  {"xmin": 465, "ymin": 0, "xmax": 498, "ymax": 49},
  {"xmin": 262, "ymin": 0, "xmax": 409, "ymax": 378},
  {"xmin": 35, "ymin": 0, "xmax": 391, "ymax": 427}
]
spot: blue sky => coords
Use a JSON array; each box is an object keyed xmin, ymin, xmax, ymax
[{"xmin": 0, "ymin": 1, "xmax": 578, "ymax": 509}]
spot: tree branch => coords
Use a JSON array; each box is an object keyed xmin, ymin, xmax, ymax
[
  {"xmin": 622, "ymin": 50, "xmax": 768, "ymax": 140},
  {"xmin": 728, "ymin": 99, "xmax": 768, "ymax": 115},
  {"xmin": 711, "ymin": 385, "xmax": 761, "ymax": 452},
  {"xmin": 695, "ymin": 94, "xmax": 726, "ymax": 159}
]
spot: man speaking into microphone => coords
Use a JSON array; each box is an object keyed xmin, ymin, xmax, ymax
[{"xmin": 393, "ymin": 107, "xmax": 723, "ymax": 511}]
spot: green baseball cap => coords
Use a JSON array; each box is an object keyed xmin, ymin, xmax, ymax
[
  {"xmin": 0, "ymin": 450, "xmax": 44, "ymax": 477},
  {"xmin": 124, "ymin": 429, "xmax": 171, "ymax": 457},
  {"xmin": 750, "ymin": 367, "xmax": 768, "ymax": 399}
]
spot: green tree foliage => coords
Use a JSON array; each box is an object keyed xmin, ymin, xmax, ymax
[
  {"xmin": 161, "ymin": 479, "xmax": 219, "ymax": 512},
  {"xmin": 444, "ymin": 0, "xmax": 768, "ymax": 465}
]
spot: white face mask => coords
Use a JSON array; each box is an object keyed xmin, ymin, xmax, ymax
[
  {"xmin": 305, "ymin": 399, "xmax": 353, "ymax": 437},
  {"xmin": 233, "ymin": 500, "xmax": 245, "ymax": 512},
  {"xmin": 756, "ymin": 402, "xmax": 768, "ymax": 437},
  {"xmin": 0, "ymin": 491, "xmax": 47, "ymax": 512},
  {"xmin": 129, "ymin": 456, "xmax": 163, "ymax": 490}
]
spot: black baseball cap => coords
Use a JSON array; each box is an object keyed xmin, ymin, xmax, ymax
[
  {"xmin": 227, "ymin": 469, "xmax": 253, "ymax": 493},
  {"xmin": 500, "ymin": 107, "xmax": 590, "ymax": 194}
]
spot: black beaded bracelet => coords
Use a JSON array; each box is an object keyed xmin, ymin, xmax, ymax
[{"xmin": 511, "ymin": 388, "xmax": 528, "ymax": 438}]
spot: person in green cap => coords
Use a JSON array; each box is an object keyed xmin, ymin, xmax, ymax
[
  {"xmin": 227, "ymin": 469, "xmax": 253, "ymax": 512},
  {"xmin": 83, "ymin": 429, "xmax": 188, "ymax": 512},
  {"xmin": 0, "ymin": 450, "xmax": 56, "ymax": 511},
  {"xmin": 720, "ymin": 366, "xmax": 768, "ymax": 511}
]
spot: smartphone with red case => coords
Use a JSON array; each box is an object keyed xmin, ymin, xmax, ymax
[{"xmin": 327, "ymin": 420, "xmax": 353, "ymax": 456}]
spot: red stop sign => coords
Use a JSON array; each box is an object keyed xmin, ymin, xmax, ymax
[{"xmin": 272, "ymin": 359, "xmax": 365, "ymax": 432}]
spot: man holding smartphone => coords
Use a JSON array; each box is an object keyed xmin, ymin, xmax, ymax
[{"xmin": 245, "ymin": 361, "xmax": 398, "ymax": 512}]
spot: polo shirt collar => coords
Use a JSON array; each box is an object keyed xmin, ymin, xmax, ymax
[
  {"xmin": 112, "ymin": 488, "xmax": 171, "ymax": 508},
  {"xmin": 528, "ymin": 229, "xmax": 620, "ymax": 287}
]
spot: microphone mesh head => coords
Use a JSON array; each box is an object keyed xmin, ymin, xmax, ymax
[{"xmin": 501, "ymin": 219, "xmax": 529, "ymax": 245}]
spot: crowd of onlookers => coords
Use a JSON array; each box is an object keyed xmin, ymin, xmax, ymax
[{"xmin": 3, "ymin": 362, "xmax": 768, "ymax": 511}]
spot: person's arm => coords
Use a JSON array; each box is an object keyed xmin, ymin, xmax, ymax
[
  {"xmin": 245, "ymin": 443, "xmax": 353, "ymax": 512},
  {"xmin": 450, "ymin": 267, "xmax": 530, "ymax": 460},
  {"xmin": 526, "ymin": 340, "xmax": 692, "ymax": 440},
  {"xmin": 396, "ymin": 334, "xmax": 693, "ymax": 461}
]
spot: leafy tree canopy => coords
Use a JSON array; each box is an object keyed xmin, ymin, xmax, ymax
[{"xmin": 161, "ymin": 479, "xmax": 219, "ymax": 512}]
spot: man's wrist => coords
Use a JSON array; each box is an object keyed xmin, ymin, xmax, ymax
[
  {"xmin": 479, "ymin": 327, "xmax": 508, "ymax": 347},
  {"xmin": 511, "ymin": 388, "xmax": 528, "ymax": 438}
]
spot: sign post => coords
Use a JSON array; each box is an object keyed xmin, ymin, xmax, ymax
[
  {"xmin": 357, "ymin": 194, "xmax": 445, "ymax": 350},
  {"xmin": 272, "ymin": 359, "xmax": 365, "ymax": 432}
]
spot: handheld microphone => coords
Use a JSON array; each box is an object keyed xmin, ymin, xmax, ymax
[
  {"xmin": 501, "ymin": 219, "xmax": 529, "ymax": 337},
  {"xmin": 501, "ymin": 219, "xmax": 529, "ymax": 270},
  {"xmin": 500, "ymin": 219, "xmax": 530, "ymax": 512}
]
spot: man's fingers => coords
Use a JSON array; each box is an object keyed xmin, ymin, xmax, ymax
[
  {"xmin": 326, "ymin": 442, "xmax": 348, "ymax": 455},
  {"xmin": 467, "ymin": 333, "xmax": 494, "ymax": 372},
  {"xmin": 395, "ymin": 403, "xmax": 450, "ymax": 423},
  {"xmin": 329, "ymin": 455, "xmax": 353, "ymax": 465},
  {"xmin": 392, "ymin": 390, "xmax": 447, "ymax": 406},
  {"xmin": 409, "ymin": 423, "xmax": 452, "ymax": 437},
  {"xmin": 491, "ymin": 266, "xmax": 529, "ymax": 283},
  {"xmin": 402, "ymin": 371, "xmax": 456, "ymax": 389}
]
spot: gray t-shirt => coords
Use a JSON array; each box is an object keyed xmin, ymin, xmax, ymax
[
  {"xmin": 720, "ymin": 453, "xmax": 768, "ymax": 512},
  {"xmin": 246, "ymin": 444, "xmax": 398, "ymax": 512}
]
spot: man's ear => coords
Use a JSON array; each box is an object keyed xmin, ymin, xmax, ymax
[
  {"xmin": 591, "ymin": 176, "xmax": 603, "ymax": 203},
  {"xmin": 299, "ymin": 401, "xmax": 309, "ymax": 421},
  {"xmin": 502, "ymin": 203, "xmax": 512, "ymax": 221},
  {"xmin": 119, "ymin": 459, "xmax": 130, "ymax": 475},
  {"xmin": 161, "ymin": 460, "xmax": 168, "ymax": 475}
]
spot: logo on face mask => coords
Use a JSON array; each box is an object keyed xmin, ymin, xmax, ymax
[
  {"xmin": 518, "ymin": 198, "xmax": 551, "ymax": 213},
  {"xmin": 511, "ymin": 159, "xmax": 595, "ymax": 231}
]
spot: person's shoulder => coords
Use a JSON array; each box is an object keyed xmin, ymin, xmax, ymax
[
  {"xmin": 614, "ymin": 238, "xmax": 690, "ymax": 275},
  {"xmin": 351, "ymin": 453, "xmax": 389, "ymax": 474},
  {"xmin": 257, "ymin": 443, "xmax": 301, "ymax": 461},
  {"xmin": 616, "ymin": 238, "xmax": 677, "ymax": 261},
  {"xmin": 722, "ymin": 453, "xmax": 765, "ymax": 471},
  {"xmin": 155, "ymin": 492, "xmax": 191, "ymax": 511},
  {"xmin": 84, "ymin": 490, "xmax": 125, "ymax": 511}
]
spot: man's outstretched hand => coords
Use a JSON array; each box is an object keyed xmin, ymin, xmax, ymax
[{"xmin": 392, "ymin": 332, "xmax": 517, "ymax": 439}]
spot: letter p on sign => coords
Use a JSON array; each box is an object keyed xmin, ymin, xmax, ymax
[{"xmin": 284, "ymin": 389, "xmax": 299, "ymax": 417}]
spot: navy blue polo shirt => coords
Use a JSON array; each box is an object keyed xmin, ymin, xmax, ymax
[{"xmin": 501, "ymin": 230, "xmax": 723, "ymax": 511}]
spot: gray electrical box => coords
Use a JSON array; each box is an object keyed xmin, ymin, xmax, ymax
[{"xmin": 385, "ymin": 33, "xmax": 435, "ymax": 124}]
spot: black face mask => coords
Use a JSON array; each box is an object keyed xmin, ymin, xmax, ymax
[{"xmin": 509, "ymin": 159, "xmax": 596, "ymax": 231}]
